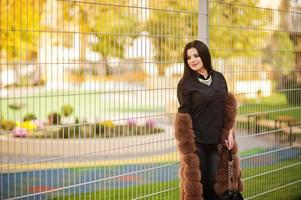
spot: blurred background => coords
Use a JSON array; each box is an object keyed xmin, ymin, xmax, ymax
[{"xmin": 0, "ymin": 0, "xmax": 301, "ymax": 199}]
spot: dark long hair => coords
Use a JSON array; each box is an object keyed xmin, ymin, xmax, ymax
[{"xmin": 182, "ymin": 40, "xmax": 213, "ymax": 80}]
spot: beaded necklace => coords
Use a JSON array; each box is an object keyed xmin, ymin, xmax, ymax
[{"xmin": 197, "ymin": 74, "xmax": 212, "ymax": 85}]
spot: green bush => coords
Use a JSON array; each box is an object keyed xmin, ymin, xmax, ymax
[
  {"xmin": 48, "ymin": 112, "xmax": 61, "ymax": 125},
  {"xmin": 95, "ymin": 124, "xmax": 164, "ymax": 138},
  {"xmin": 58, "ymin": 125, "xmax": 97, "ymax": 138},
  {"xmin": 23, "ymin": 113, "xmax": 37, "ymax": 121},
  {"xmin": 58, "ymin": 126, "xmax": 80, "ymax": 138},
  {"xmin": 61, "ymin": 105, "xmax": 74, "ymax": 117},
  {"xmin": 0, "ymin": 119, "xmax": 16, "ymax": 131},
  {"xmin": 30, "ymin": 123, "xmax": 164, "ymax": 139},
  {"xmin": 8, "ymin": 101, "xmax": 24, "ymax": 110},
  {"xmin": 279, "ymin": 73, "xmax": 301, "ymax": 105}
]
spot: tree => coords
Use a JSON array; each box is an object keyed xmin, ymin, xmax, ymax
[
  {"xmin": 286, "ymin": 0, "xmax": 301, "ymax": 82},
  {"xmin": 262, "ymin": 0, "xmax": 295, "ymax": 75},
  {"xmin": 275, "ymin": 0, "xmax": 301, "ymax": 105},
  {"xmin": 263, "ymin": 31, "xmax": 295, "ymax": 75},
  {"xmin": 145, "ymin": 0, "xmax": 198, "ymax": 75},
  {"xmin": 61, "ymin": 1, "xmax": 92, "ymax": 63},
  {"xmin": 92, "ymin": 1, "xmax": 140, "ymax": 75},
  {"xmin": 0, "ymin": 0, "xmax": 45, "ymax": 62},
  {"xmin": 209, "ymin": 0, "xmax": 273, "ymax": 58},
  {"xmin": 61, "ymin": 0, "xmax": 139, "ymax": 75},
  {"xmin": 145, "ymin": 0, "xmax": 273, "ymax": 75}
]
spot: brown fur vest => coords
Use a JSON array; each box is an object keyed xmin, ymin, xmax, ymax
[{"xmin": 174, "ymin": 93, "xmax": 244, "ymax": 200}]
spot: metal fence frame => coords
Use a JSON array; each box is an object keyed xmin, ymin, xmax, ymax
[{"xmin": 1, "ymin": 0, "xmax": 301, "ymax": 199}]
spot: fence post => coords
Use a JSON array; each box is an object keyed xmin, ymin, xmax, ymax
[
  {"xmin": 289, "ymin": 123, "xmax": 293, "ymax": 146},
  {"xmin": 198, "ymin": 0, "xmax": 209, "ymax": 46}
]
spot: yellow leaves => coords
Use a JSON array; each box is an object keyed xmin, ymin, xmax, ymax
[
  {"xmin": 99, "ymin": 120, "xmax": 115, "ymax": 128},
  {"xmin": 0, "ymin": 0, "xmax": 45, "ymax": 61},
  {"xmin": 16, "ymin": 121, "xmax": 38, "ymax": 131}
]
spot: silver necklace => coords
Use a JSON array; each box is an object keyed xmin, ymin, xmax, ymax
[{"xmin": 197, "ymin": 75, "xmax": 212, "ymax": 85}]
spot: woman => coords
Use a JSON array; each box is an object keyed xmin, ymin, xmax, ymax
[{"xmin": 177, "ymin": 40, "xmax": 235, "ymax": 200}]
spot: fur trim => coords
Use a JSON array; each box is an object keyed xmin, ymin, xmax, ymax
[
  {"xmin": 181, "ymin": 153, "xmax": 200, "ymax": 168},
  {"xmin": 183, "ymin": 166, "xmax": 201, "ymax": 182},
  {"xmin": 224, "ymin": 93, "xmax": 237, "ymax": 130},
  {"xmin": 177, "ymin": 130, "xmax": 195, "ymax": 143},
  {"xmin": 238, "ymin": 180, "xmax": 244, "ymax": 191},
  {"xmin": 214, "ymin": 93, "xmax": 243, "ymax": 197},
  {"xmin": 215, "ymin": 169, "xmax": 228, "ymax": 182},
  {"xmin": 214, "ymin": 182, "xmax": 227, "ymax": 197},
  {"xmin": 230, "ymin": 142, "xmax": 239, "ymax": 154},
  {"xmin": 179, "ymin": 182, "xmax": 185, "ymax": 200},
  {"xmin": 220, "ymin": 93, "xmax": 237, "ymax": 143},
  {"xmin": 180, "ymin": 192, "xmax": 185, "ymax": 200},
  {"xmin": 232, "ymin": 155, "xmax": 241, "ymax": 168},
  {"xmin": 178, "ymin": 140, "xmax": 197, "ymax": 154},
  {"xmin": 220, "ymin": 128, "xmax": 230, "ymax": 143},
  {"xmin": 174, "ymin": 113, "xmax": 203, "ymax": 199},
  {"xmin": 175, "ymin": 93, "xmax": 243, "ymax": 199},
  {"xmin": 174, "ymin": 113, "xmax": 194, "ymax": 141},
  {"xmin": 179, "ymin": 165, "xmax": 185, "ymax": 180},
  {"xmin": 183, "ymin": 181, "xmax": 203, "ymax": 196},
  {"xmin": 184, "ymin": 195, "xmax": 203, "ymax": 200}
]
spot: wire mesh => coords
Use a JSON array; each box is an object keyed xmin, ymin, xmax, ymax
[
  {"xmin": 0, "ymin": 0, "xmax": 197, "ymax": 199},
  {"xmin": 0, "ymin": 0, "xmax": 301, "ymax": 200},
  {"xmin": 209, "ymin": 1, "xmax": 301, "ymax": 199}
]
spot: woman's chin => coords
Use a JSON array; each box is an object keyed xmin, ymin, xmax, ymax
[{"xmin": 192, "ymin": 67, "xmax": 202, "ymax": 71}]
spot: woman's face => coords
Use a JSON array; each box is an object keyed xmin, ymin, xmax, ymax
[{"xmin": 186, "ymin": 48, "xmax": 204, "ymax": 72}]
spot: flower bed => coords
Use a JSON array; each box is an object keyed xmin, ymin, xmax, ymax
[{"xmin": 26, "ymin": 123, "xmax": 164, "ymax": 139}]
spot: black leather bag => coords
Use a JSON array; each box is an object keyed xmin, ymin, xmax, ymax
[
  {"xmin": 220, "ymin": 150, "xmax": 244, "ymax": 200},
  {"xmin": 220, "ymin": 189, "xmax": 244, "ymax": 200}
]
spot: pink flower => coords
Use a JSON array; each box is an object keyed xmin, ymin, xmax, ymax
[
  {"xmin": 145, "ymin": 119, "xmax": 156, "ymax": 128},
  {"xmin": 127, "ymin": 118, "xmax": 137, "ymax": 126},
  {"xmin": 13, "ymin": 127, "xmax": 28, "ymax": 137},
  {"xmin": 32, "ymin": 120, "xmax": 45, "ymax": 129}
]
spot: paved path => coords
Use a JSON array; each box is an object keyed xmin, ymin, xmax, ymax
[
  {"xmin": 0, "ymin": 124, "xmax": 289, "ymax": 173},
  {"xmin": 0, "ymin": 124, "xmax": 177, "ymax": 172},
  {"xmin": 236, "ymin": 130, "xmax": 275, "ymax": 151},
  {"xmin": 1, "ymin": 126, "xmax": 301, "ymax": 199}
]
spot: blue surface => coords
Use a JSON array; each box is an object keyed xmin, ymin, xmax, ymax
[
  {"xmin": 1, "ymin": 147, "xmax": 300, "ymax": 199},
  {"xmin": 0, "ymin": 163, "xmax": 179, "ymax": 199}
]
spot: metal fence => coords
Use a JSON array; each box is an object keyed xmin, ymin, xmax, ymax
[
  {"xmin": 210, "ymin": 1, "xmax": 301, "ymax": 200},
  {"xmin": 0, "ymin": 0, "xmax": 300, "ymax": 199}
]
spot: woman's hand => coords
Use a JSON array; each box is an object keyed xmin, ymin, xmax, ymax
[{"xmin": 225, "ymin": 129, "xmax": 235, "ymax": 150}]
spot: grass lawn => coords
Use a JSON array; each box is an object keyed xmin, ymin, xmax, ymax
[
  {"xmin": 51, "ymin": 157, "xmax": 301, "ymax": 200},
  {"xmin": 51, "ymin": 181, "xmax": 179, "ymax": 200},
  {"xmin": 237, "ymin": 93, "xmax": 301, "ymax": 137},
  {"xmin": 238, "ymin": 103, "xmax": 301, "ymax": 122},
  {"xmin": 1, "ymin": 89, "xmax": 165, "ymax": 122},
  {"xmin": 239, "ymin": 147, "xmax": 267, "ymax": 157},
  {"xmin": 242, "ymin": 158, "xmax": 301, "ymax": 199},
  {"xmin": 238, "ymin": 92, "xmax": 301, "ymax": 121}
]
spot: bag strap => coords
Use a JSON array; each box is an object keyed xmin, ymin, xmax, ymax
[{"xmin": 227, "ymin": 149, "xmax": 236, "ymax": 191}]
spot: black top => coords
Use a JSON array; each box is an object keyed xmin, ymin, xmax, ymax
[{"xmin": 177, "ymin": 70, "xmax": 228, "ymax": 144}]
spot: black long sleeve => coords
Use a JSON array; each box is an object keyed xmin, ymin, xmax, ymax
[
  {"xmin": 177, "ymin": 82, "xmax": 192, "ymax": 113},
  {"xmin": 177, "ymin": 70, "xmax": 228, "ymax": 144}
]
